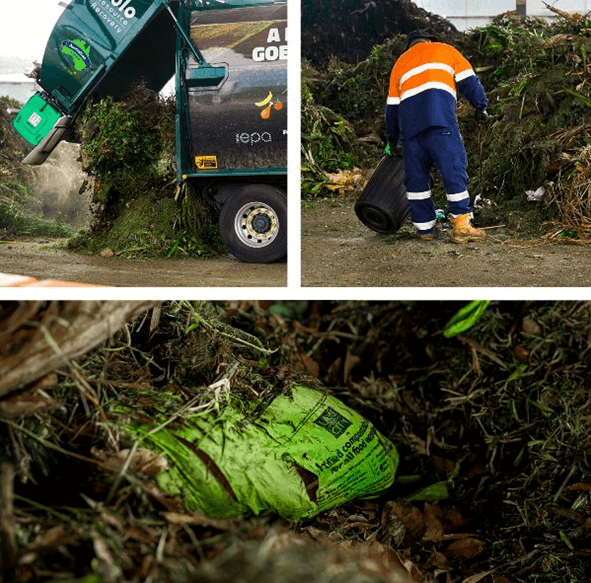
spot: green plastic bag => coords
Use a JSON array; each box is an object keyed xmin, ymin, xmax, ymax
[{"xmin": 126, "ymin": 385, "xmax": 398, "ymax": 521}]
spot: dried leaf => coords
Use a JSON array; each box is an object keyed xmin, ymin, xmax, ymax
[
  {"xmin": 383, "ymin": 501, "xmax": 425, "ymax": 541},
  {"xmin": 522, "ymin": 316, "xmax": 543, "ymax": 336},
  {"xmin": 426, "ymin": 550, "xmax": 451, "ymax": 570},
  {"xmin": 343, "ymin": 348, "xmax": 360, "ymax": 385},
  {"xmin": 513, "ymin": 345, "xmax": 530, "ymax": 361},
  {"xmin": 446, "ymin": 537, "xmax": 486, "ymax": 559},
  {"xmin": 422, "ymin": 504, "xmax": 444, "ymax": 542},
  {"xmin": 93, "ymin": 447, "xmax": 168, "ymax": 478},
  {"xmin": 297, "ymin": 352, "xmax": 321, "ymax": 378}
]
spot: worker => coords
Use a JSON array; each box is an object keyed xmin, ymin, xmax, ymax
[{"xmin": 385, "ymin": 29, "xmax": 489, "ymax": 243}]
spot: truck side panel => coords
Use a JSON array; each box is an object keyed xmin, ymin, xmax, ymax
[{"xmin": 187, "ymin": 3, "xmax": 287, "ymax": 173}]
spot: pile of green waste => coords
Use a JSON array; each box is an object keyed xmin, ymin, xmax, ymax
[
  {"xmin": 69, "ymin": 85, "xmax": 225, "ymax": 259},
  {"xmin": 302, "ymin": 7, "xmax": 591, "ymax": 239}
]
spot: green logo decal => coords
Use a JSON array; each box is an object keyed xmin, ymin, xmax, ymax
[{"xmin": 61, "ymin": 39, "xmax": 91, "ymax": 71}]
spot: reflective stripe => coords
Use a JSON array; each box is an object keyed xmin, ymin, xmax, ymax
[
  {"xmin": 447, "ymin": 190, "xmax": 469, "ymax": 202},
  {"xmin": 401, "ymin": 81, "xmax": 456, "ymax": 102},
  {"xmin": 455, "ymin": 68, "xmax": 475, "ymax": 82},
  {"xmin": 387, "ymin": 96, "xmax": 400, "ymax": 105},
  {"xmin": 413, "ymin": 219, "xmax": 437, "ymax": 230},
  {"xmin": 407, "ymin": 190, "xmax": 431, "ymax": 200},
  {"xmin": 400, "ymin": 62, "xmax": 455, "ymax": 86}
]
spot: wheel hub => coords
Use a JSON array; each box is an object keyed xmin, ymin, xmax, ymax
[
  {"xmin": 251, "ymin": 213, "xmax": 271, "ymax": 234},
  {"xmin": 234, "ymin": 202, "xmax": 279, "ymax": 248}
]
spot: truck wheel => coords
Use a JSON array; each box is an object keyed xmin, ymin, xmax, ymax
[{"xmin": 219, "ymin": 185, "xmax": 287, "ymax": 263}]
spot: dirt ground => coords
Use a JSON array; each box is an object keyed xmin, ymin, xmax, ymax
[
  {"xmin": 0, "ymin": 239, "xmax": 286, "ymax": 287},
  {"xmin": 302, "ymin": 198, "xmax": 591, "ymax": 287}
]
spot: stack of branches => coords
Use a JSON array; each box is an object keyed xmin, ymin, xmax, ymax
[{"xmin": 548, "ymin": 143, "xmax": 591, "ymax": 238}]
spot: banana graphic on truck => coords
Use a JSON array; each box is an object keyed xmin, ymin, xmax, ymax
[{"xmin": 255, "ymin": 91, "xmax": 283, "ymax": 119}]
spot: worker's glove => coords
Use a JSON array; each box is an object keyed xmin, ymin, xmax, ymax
[
  {"xmin": 385, "ymin": 143, "xmax": 401, "ymax": 157},
  {"xmin": 475, "ymin": 109, "xmax": 489, "ymax": 122}
]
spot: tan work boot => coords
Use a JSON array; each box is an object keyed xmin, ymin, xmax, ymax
[{"xmin": 450, "ymin": 214, "xmax": 486, "ymax": 244}]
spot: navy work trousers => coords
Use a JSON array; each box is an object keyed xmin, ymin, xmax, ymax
[{"xmin": 402, "ymin": 125, "xmax": 471, "ymax": 234}]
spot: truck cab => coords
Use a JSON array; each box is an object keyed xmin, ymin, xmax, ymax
[{"xmin": 13, "ymin": 0, "xmax": 287, "ymax": 263}]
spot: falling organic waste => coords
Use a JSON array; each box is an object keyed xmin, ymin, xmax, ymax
[{"xmin": 0, "ymin": 98, "xmax": 86, "ymax": 238}]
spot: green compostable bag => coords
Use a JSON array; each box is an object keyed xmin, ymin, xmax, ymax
[{"xmin": 126, "ymin": 385, "xmax": 398, "ymax": 521}]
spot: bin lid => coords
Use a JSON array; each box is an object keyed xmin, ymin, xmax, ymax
[{"xmin": 38, "ymin": 0, "xmax": 178, "ymax": 114}]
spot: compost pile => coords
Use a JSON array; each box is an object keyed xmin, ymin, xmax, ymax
[
  {"xmin": 1, "ymin": 300, "xmax": 590, "ymax": 583},
  {"xmin": 303, "ymin": 3, "xmax": 591, "ymax": 240},
  {"xmin": 69, "ymin": 86, "xmax": 224, "ymax": 259},
  {"xmin": 301, "ymin": 0, "xmax": 460, "ymax": 66}
]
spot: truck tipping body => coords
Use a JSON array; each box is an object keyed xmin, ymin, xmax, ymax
[
  {"xmin": 14, "ymin": 0, "xmax": 179, "ymax": 164},
  {"xmin": 182, "ymin": 2, "xmax": 287, "ymax": 177}
]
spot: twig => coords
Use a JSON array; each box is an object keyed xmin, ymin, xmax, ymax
[
  {"xmin": 0, "ymin": 463, "xmax": 17, "ymax": 574},
  {"xmin": 456, "ymin": 334, "xmax": 508, "ymax": 370}
]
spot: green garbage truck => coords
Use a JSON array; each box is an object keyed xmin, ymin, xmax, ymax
[{"xmin": 13, "ymin": 0, "xmax": 287, "ymax": 263}]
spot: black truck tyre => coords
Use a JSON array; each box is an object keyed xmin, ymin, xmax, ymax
[{"xmin": 219, "ymin": 184, "xmax": 287, "ymax": 263}]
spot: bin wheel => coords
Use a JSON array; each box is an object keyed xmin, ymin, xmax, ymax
[{"xmin": 219, "ymin": 185, "xmax": 287, "ymax": 263}]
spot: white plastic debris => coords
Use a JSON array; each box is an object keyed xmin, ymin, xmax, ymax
[
  {"xmin": 526, "ymin": 186, "xmax": 545, "ymax": 201},
  {"xmin": 474, "ymin": 193, "xmax": 493, "ymax": 209},
  {"xmin": 526, "ymin": 183, "xmax": 553, "ymax": 202}
]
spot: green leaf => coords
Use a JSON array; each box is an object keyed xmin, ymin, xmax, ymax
[
  {"xmin": 443, "ymin": 301, "xmax": 491, "ymax": 338},
  {"xmin": 400, "ymin": 480, "xmax": 450, "ymax": 502}
]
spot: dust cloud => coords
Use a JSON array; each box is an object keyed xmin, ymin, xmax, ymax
[{"xmin": 28, "ymin": 141, "xmax": 91, "ymax": 227}]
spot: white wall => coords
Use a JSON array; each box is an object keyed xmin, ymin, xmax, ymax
[
  {"xmin": 421, "ymin": 0, "xmax": 591, "ymax": 30},
  {"xmin": 0, "ymin": 77, "xmax": 38, "ymax": 104}
]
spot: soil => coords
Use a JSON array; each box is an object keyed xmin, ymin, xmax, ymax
[
  {"xmin": 0, "ymin": 239, "xmax": 286, "ymax": 287},
  {"xmin": 302, "ymin": 198, "xmax": 591, "ymax": 287}
]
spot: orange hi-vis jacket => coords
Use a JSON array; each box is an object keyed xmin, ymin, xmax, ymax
[{"xmin": 386, "ymin": 42, "xmax": 488, "ymax": 145}]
